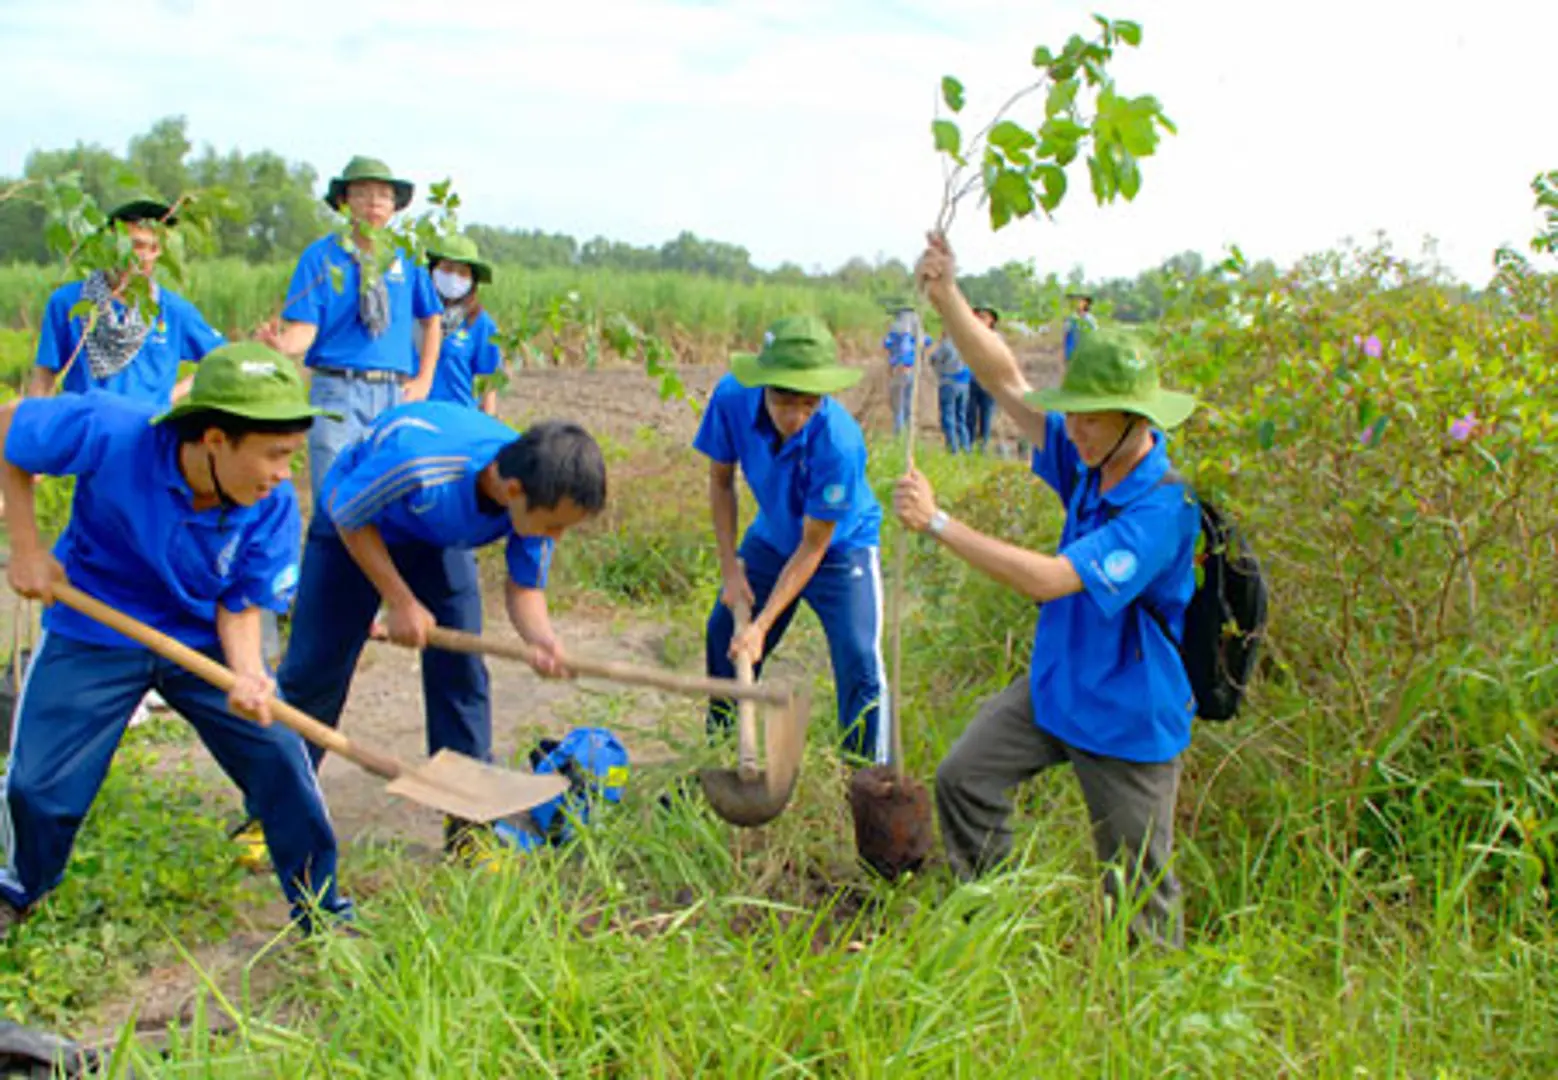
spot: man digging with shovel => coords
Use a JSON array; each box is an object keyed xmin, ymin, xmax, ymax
[
  {"xmin": 694, "ymin": 316, "xmax": 890, "ymax": 771},
  {"xmin": 232, "ymin": 399, "xmax": 607, "ymax": 869},
  {"xmin": 901, "ymin": 236, "xmax": 1199, "ymax": 947},
  {"xmin": 0, "ymin": 343, "xmax": 353, "ymax": 937}
]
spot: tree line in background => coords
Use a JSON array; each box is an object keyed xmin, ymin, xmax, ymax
[{"xmin": 0, "ymin": 115, "xmax": 1493, "ymax": 328}]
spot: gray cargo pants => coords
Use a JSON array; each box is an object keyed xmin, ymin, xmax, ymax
[{"xmin": 936, "ymin": 677, "xmax": 1184, "ymax": 947}]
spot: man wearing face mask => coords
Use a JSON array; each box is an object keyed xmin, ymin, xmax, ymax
[
  {"xmin": 257, "ymin": 155, "xmax": 443, "ymax": 500},
  {"xmin": 426, "ymin": 236, "xmax": 505, "ymax": 415}
]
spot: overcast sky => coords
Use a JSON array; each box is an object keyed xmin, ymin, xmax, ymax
[{"xmin": 1, "ymin": 0, "xmax": 1554, "ymax": 284}]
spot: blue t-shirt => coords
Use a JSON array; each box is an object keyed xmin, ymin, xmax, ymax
[
  {"xmin": 281, "ymin": 235, "xmax": 442, "ymax": 376},
  {"xmin": 4, "ymin": 392, "xmax": 302, "ymax": 651},
  {"xmin": 35, "ymin": 281, "xmax": 225, "ymax": 406},
  {"xmin": 929, "ymin": 339, "xmax": 973, "ymax": 386},
  {"xmin": 318, "ymin": 401, "xmax": 553, "ymax": 588},
  {"xmin": 429, "ymin": 310, "xmax": 503, "ymax": 409},
  {"xmin": 692, "ymin": 373, "xmax": 881, "ymax": 556},
  {"xmin": 1029, "ymin": 412, "xmax": 1199, "ymax": 763},
  {"xmin": 1064, "ymin": 314, "xmax": 1098, "ymax": 363},
  {"xmin": 883, "ymin": 330, "xmax": 931, "ymax": 369}
]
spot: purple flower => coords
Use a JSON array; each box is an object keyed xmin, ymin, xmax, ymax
[
  {"xmin": 1362, "ymin": 334, "xmax": 1383, "ymax": 359},
  {"xmin": 1449, "ymin": 414, "xmax": 1477, "ymax": 442}
]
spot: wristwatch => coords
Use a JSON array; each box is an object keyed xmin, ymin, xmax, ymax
[{"xmin": 927, "ymin": 509, "xmax": 950, "ymax": 536}]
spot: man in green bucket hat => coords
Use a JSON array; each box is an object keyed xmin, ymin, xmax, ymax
[
  {"xmin": 259, "ymin": 154, "xmax": 442, "ymax": 500},
  {"xmin": 898, "ymin": 235, "xmax": 1200, "ymax": 947},
  {"xmin": 28, "ymin": 194, "xmax": 225, "ymax": 406},
  {"xmin": 425, "ymin": 234, "xmax": 506, "ymax": 414},
  {"xmin": 0, "ymin": 342, "xmax": 354, "ymax": 938},
  {"xmin": 694, "ymin": 315, "xmax": 891, "ymax": 765}
]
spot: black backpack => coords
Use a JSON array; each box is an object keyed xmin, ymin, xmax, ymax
[{"xmin": 1106, "ymin": 474, "xmax": 1269, "ymax": 722}]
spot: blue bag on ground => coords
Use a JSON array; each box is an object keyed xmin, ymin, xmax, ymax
[{"xmin": 494, "ymin": 727, "xmax": 630, "ymax": 851}]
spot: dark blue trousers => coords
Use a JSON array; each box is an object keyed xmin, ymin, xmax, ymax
[
  {"xmin": 705, "ymin": 536, "xmax": 888, "ymax": 764},
  {"xmin": 0, "ymin": 631, "xmax": 349, "ymax": 924},
  {"xmin": 966, "ymin": 379, "xmax": 996, "ymax": 450},
  {"xmin": 278, "ymin": 516, "xmax": 490, "ymax": 768}
]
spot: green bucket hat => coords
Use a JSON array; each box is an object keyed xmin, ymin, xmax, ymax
[
  {"xmin": 1026, "ymin": 327, "xmax": 1196, "ymax": 429},
  {"xmin": 107, "ymin": 196, "xmax": 177, "ymax": 227},
  {"xmin": 153, "ymin": 342, "xmax": 343, "ymax": 426},
  {"xmin": 730, "ymin": 315, "xmax": 862, "ymax": 396},
  {"xmin": 325, "ymin": 155, "xmax": 414, "ymax": 212},
  {"xmin": 426, "ymin": 234, "xmax": 494, "ymax": 285}
]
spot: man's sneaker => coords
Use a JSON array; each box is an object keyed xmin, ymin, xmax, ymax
[{"xmin": 230, "ymin": 819, "xmax": 269, "ymax": 873}]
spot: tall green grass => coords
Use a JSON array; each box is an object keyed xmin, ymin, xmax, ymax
[
  {"xmin": 103, "ymin": 438, "xmax": 1558, "ymax": 1077},
  {"xmin": 0, "ymin": 261, "xmax": 891, "ymax": 363}
]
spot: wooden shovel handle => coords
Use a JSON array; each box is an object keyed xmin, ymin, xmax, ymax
[
  {"xmin": 422, "ymin": 625, "xmax": 795, "ymax": 706},
  {"xmin": 730, "ymin": 601, "xmax": 759, "ymax": 779},
  {"xmin": 50, "ymin": 582, "xmax": 405, "ymax": 781}
]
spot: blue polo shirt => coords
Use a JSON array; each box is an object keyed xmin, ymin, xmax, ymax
[
  {"xmin": 1030, "ymin": 412, "xmax": 1198, "ymax": 763},
  {"xmin": 429, "ymin": 310, "xmax": 503, "ymax": 408},
  {"xmin": 318, "ymin": 401, "xmax": 553, "ymax": 589},
  {"xmin": 883, "ymin": 330, "xmax": 931, "ymax": 369},
  {"xmin": 281, "ymin": 235, "xmax": 442, "ymax": 376},
  {"xmin": 692, "ymin": 373, "xmax": 881, "ymax": 556},
  {"xmin": 35, "ymin": 281, "xmax": 225, "ymax": 406},
  {"xmin": 3, "ymin": 392, "xmax": 302, "ymax": 651}
]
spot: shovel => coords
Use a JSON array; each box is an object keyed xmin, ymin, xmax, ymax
[
  {"xmin": 51, "ymin": 582, "xmax": 569, "ymax": 823},
  {"xmin": 419, "ymin": 625, "xmax": 811, "ymax": 827}
]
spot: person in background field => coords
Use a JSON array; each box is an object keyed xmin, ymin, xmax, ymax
[
  {"xmin": 964, "ymin": 305, "xmax": 1000, "ymax": 453},
  {"xmin": 29, "ymin": 196, "xmax": 228, "ymax": 725},
  {"xmin": 882, "ymin": 306, "xmax": 930, "ymax": 436},
  {"xmin": 929, "ymin": 324, "xmax": 972, "ymax": 454},
  {"xmin": 29, "ymin": 197, "xmax": 225, "ymax": 406},
  {"xmin": 904, "ymin": 234, "xmax": 1199, "ymax": 948},
  {"xmin": 257, "ymin": 155, "xmax": 443, "ymax": 499},
  {"xmin": 426, "ymin": 235, "xmax": 505, "ymax": 415},
  {"xmin": 1064, "ymin": 293, "xmax": 1097, "ymax": 366},
  {"xmin": 0, "ymin": 344, "xmax": 352, "ymax": 938},
  {"xmin": 697, "ymin": 316, "xmax": 890, "ymax": 765}
]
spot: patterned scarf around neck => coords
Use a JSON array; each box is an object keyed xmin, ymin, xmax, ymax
[
  {"xmin": 81, "ymin": 271, "xmax": 156, "ymax": 382},
  {"xmin": 440, "ymin": 299, "xmax": 471, "ymax": 336},
  {"xmin": 350, "ymin": 244, "xmax": 392, "ymax": 339}
]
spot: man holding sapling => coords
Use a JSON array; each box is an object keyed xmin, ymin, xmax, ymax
[
  {"xmin": 258, "ymin": 155, "xmax": 443, "ymax": 499},
  {"xmin": 898, "ymin": 235, "xmax": 1199, "ymax": 947},
  {"xmin": 29, "ymin": 196, "xmax": 225, "ymax": 406},
  {"xmin": 697, "ymin": 315, "xmax": 890, "ymax": 765}
]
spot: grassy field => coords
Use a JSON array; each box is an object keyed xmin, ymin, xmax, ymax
[
  {"xmin": 0, "ymin": 242, "xmax": 1555, "ymax": 1075},
  {"xmin": 0, "ymin": 261, "xmax": 895, "ymax": 371}
]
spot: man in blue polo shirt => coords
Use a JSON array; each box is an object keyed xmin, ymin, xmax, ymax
[
  {"xmin": 900, "ymin": 235, "xmax": 1199, "ymax": 947},
  {"xmin": 1064, "ymin": 294, "xmax": 1097, "ymax": 366},
  {"xmin": 882, "ymin": 306, "xmax": 930, "ymax": 436},
  {"xmin": 251, "ymin": 401, "xmax": 607, "ymax": 863},
  {"xmin": 0, "ymin": 343, "xmax": 352, "ymax": 937},
  {"xmin": 697, "ymin": 315, "xmax": 888, "ymax": 763},
  {"xmin": 259, "ymin": 155, "xmax": 443, "ymax": 499},
  {"xmin": 29, "ymin": 197, "xmax": 225, "ymax": 405}
]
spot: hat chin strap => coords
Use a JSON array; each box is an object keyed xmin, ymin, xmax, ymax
[
  {"xmin": 1093, "ymin": 415, "xmax": 1139, "ymax": 476},
  {"xmin": 207, "ymin": 450, "xmax": 238, "ymax": 511}
]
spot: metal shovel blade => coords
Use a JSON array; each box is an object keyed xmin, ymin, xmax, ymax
[
  {"xmin": 699, "ymin": 691, "xmax": 811, "ymax": 827},
  {"xmin": 385, "ymin": 750, "xmax": 571, "ymax": 824}
]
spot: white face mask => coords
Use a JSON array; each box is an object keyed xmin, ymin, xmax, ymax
[{"xmin": 433, "ymin": 268, "xmax": 473, "ymax": 301}]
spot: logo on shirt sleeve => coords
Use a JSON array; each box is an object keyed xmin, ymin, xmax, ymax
[
  {"xmin": 823, "ymin": 483, "xmax": 846, "ymax": 507},
  {"xmin": 1102, "ymin": 549, "xmax": 1138, "ymax": 584},
  {"xmin": 271, "ymin": 563, "xmax": 300, "ymax": 602}
]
